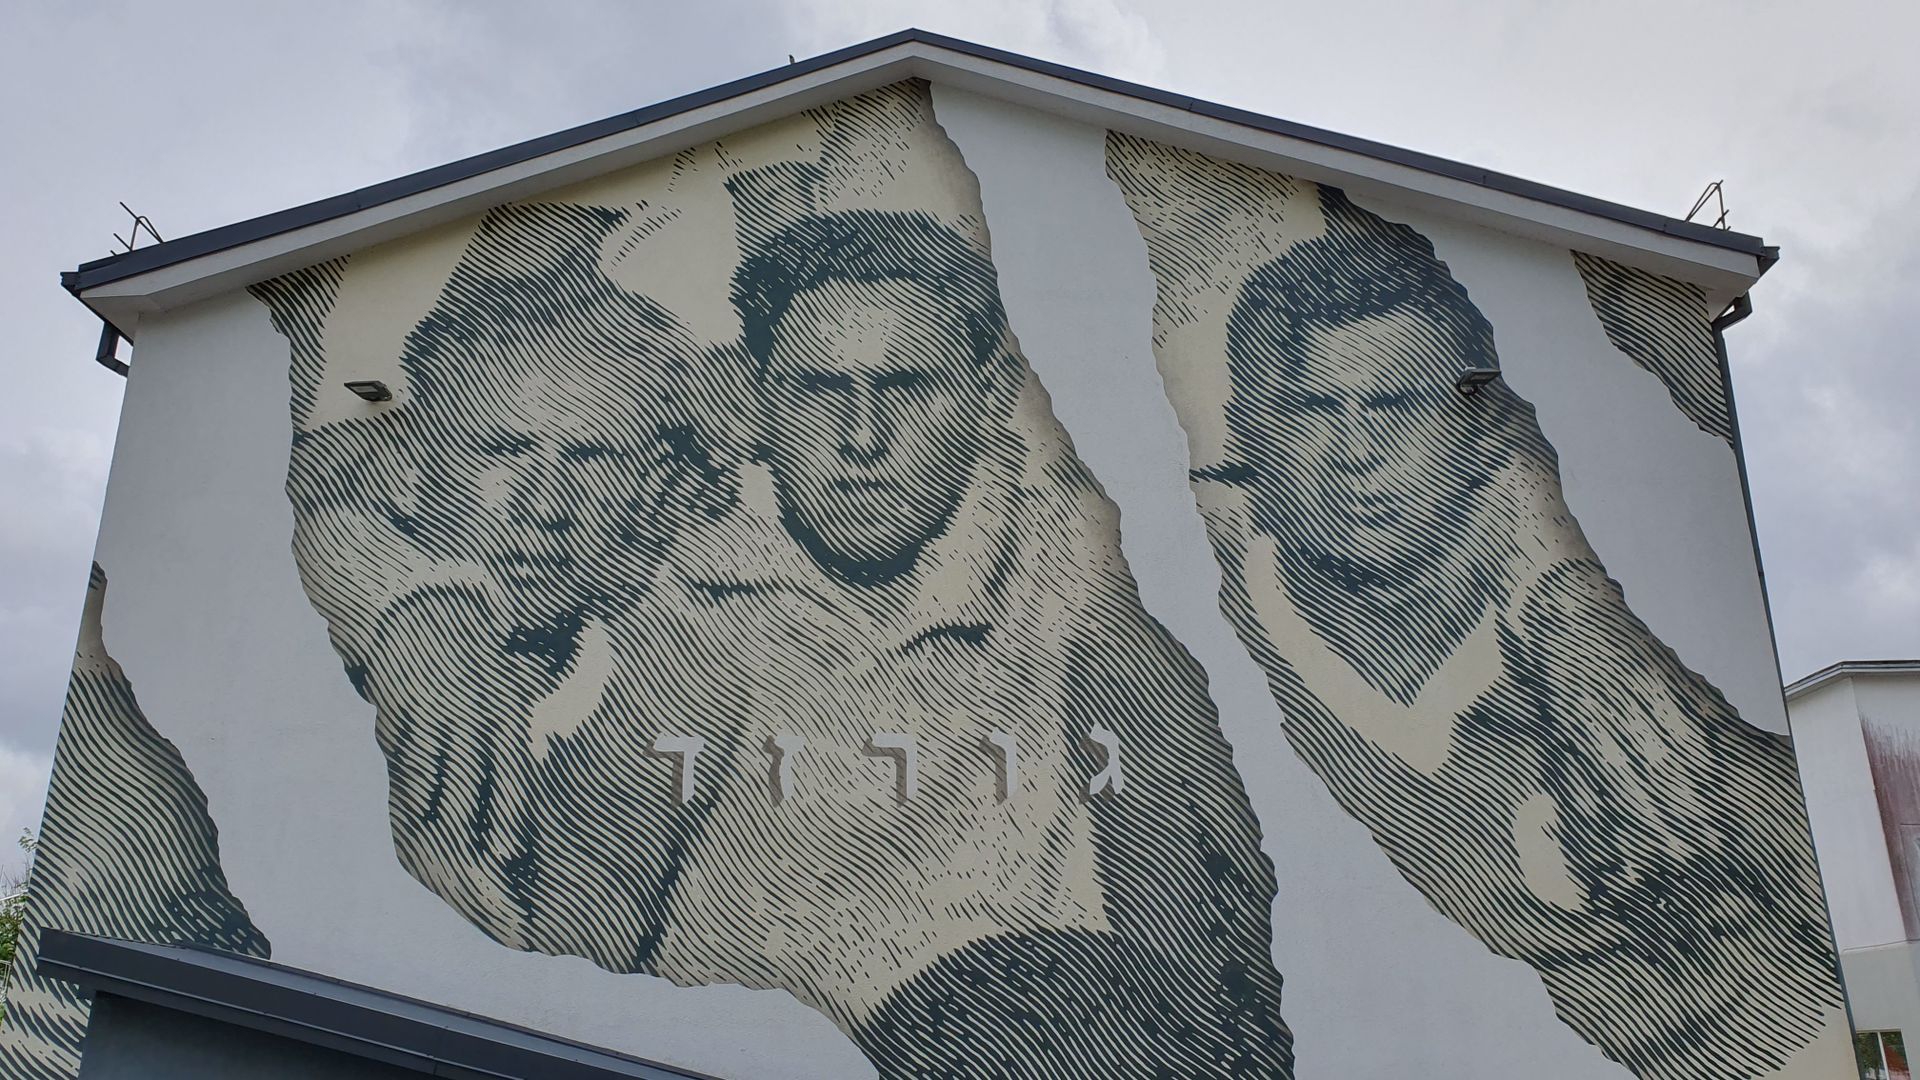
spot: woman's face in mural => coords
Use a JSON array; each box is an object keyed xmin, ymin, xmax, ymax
[
  {"xmin": 1242, "ymin": 308, "xmax": 1488, "ymax": 583},
  {"xmin": 760, "ymin": 278, "xmax": 996, "ymax": 581}
]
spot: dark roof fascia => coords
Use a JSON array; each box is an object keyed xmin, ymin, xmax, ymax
[
  {"xmin": 905, "ymin": 31, "xmax": 1772, "ymax": 262},
  {"xmin": 60, "ymin": 27, "xmax": 1772, "ymax": 300},
  {"xmin": 36, "ymin": 929, "xmax": 716, "ymax": 1080},
  {"xmin": 59, "ymin": 28, "xmax": 925, "ymax": 298}
]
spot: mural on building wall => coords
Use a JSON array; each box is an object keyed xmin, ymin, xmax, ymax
[
  {"xmin": 1571, "ymin": 251, "xmax": 1734, "ymax": 442},
  {"xmin": 253, "ymin": 81, "xmax": 1292, "ymax": 1077},
  {"xmin": 0, "ymin": 565, "xmax": 269, "ymax": 1079},
  {"xmin": 1106, "ymin": 132, "xmax": 1846, "ymax": 1080}
]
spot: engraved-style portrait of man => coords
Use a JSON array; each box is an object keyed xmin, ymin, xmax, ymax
[
  {"xmin": 357, "ymin": 201, "xmax": 720, "ymax": 956},
  {"xmin": 643, "ymin": 207, "xmax": 1290, "ymax": 1077},
  {"xmin": 1204, "ymin": 184, "xmax": 1843, "ymax": 1079},
  {"xmin": 263, "ymin": 83, "xmax": 1294, "ymax": 1079},
  {"xmin": 743, "ymin": 209, "xmax": 1007, "ymax": 586}
]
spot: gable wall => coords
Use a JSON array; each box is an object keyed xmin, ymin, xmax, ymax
[{"xmin": 7, "ymin": 81, "xmax": 1848, "ymax": 1080}]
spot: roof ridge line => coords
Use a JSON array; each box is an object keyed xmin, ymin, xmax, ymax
[{"xmin": 62, "ymin": 26, "xmax": 1772, "ymax": 301}]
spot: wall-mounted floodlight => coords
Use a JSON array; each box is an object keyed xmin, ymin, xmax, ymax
[
  {"xmin": 1454, "ymin": 368, "xmax": 1501, "ymax": 397},
  {"xmin": 344, "ymin": 380, "xmax": 393, "ymax": 402}
]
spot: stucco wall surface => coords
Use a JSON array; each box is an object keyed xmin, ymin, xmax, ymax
[{"xmin": 3, "ymin": 81, "xmax": 1850, "ymax": 1080}]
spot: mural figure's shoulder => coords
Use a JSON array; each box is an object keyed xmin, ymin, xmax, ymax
[{"xmin": 854, "ymin": 929, "xmax": 1293, "ymax": 1080}]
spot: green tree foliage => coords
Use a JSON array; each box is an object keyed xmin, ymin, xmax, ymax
[{"xmin": 0, "ymin": 830, "xmax": 35, "ymax": 1024}]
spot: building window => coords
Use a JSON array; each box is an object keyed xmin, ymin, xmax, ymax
[{"xmin": 1859, "ymin": 1030, "xmax": 1911, "ymax": 1080}]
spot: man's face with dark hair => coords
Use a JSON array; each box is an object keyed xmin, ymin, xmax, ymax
[
  {"xmin": 1239, "ymin": 308, "xmax": 1489, "ymax": 585},
  {"xmin": 760, "ymin": 278, "xmax": 997, "ymax": 583}
]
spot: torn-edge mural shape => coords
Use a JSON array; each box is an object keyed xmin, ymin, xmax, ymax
[
  {"xmin": 1572, "ymin": 250, "xmax": 1734, "ymax": 442},
  {"xmin": 1107, "ymin": 131, "xmax": 1845, "ymax": 1080},
  {"xmin": 0, "ymin": 564, "xmax": 269, "ymax": 1079}
]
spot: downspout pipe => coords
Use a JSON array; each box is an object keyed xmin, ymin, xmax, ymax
[
  {"xmin": 93, "ymin": 319, "xmax": 129, "ymax": 377},
  {"xmin": 1711, "ymin": 292, "xmax": 1754, "ymax": 334},
  {"xmin": 1711, "ymin": 289, "xmax": 1772, "ymax": 676},
  {"xmin": 1711, "ymin": 286, "xmax": 1862, "ymax": 1032}
]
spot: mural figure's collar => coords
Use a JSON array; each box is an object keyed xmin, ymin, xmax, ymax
[{"xmin": 665, "ymin": 452, "xmax": 1023, "ymax": 651}]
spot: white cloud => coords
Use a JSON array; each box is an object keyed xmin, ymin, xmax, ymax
[{"xmin": 0, "ymin": 428, "xmax": 114, "ymax": 554}]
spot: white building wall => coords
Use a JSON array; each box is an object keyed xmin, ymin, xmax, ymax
[
  {"xmin": 1375, "ymin": 208, "xmax": 1789, "ymax": 735},
  {"xmin": 1793, "ymin": 678, "xmax": 1907, "ymax": 953},
  {"xmin": 13, "ymin": 84, "xmax": 1848, "ymax": 1080},
  {"xmin": 934, "ymin": 85, "xmax": 1630, "ymax": 1079},
  {"xmin": 1791, "ymin": 672, "xmax": 1920, "ymax": 1038},
  {"xmin": 1856, "ymin": 676, "xmax": 1920, "ymax": 765}
]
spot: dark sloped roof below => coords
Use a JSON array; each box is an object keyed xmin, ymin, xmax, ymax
[
  {"xmin": 61, "ymin": 28, "xmax": 1770, "ymax": 298},
  {"xmin": 36, "ymin": 929, "xmax": 717, "ymax": 1080}
]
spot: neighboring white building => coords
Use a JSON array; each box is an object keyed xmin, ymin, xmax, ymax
[{"xmin": 1789, "ymin": 659, "xmax": 1920, "ymax": 1076}]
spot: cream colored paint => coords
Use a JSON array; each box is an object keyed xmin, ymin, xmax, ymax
[
  {"xmin": 208, "ymin": 80, "xmax": 1119, "ymax": 1069},
  {"xmin": 302, "ymin": 218, "xmax": 476, "ymax": 428}
]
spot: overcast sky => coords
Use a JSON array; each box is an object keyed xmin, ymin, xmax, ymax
[{"xmin": 2, "ymin": 0, "xmax": 1915, "ymax": 872}]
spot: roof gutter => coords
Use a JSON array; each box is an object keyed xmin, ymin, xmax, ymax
[
  {"xmin": 1711, "ymin": 291, "xmax": 1755, "ymax": 333},
  {"xmin": 37, "ymin": 930, "xmax": 715, "ymax": 1079},
  {"xmin": 1786, "ymin": 659, "xmax": 1920, "ymax": 700},
  {"xmin": 62, "ymin": 28, "xmax": 1774, "ymax": 311}
]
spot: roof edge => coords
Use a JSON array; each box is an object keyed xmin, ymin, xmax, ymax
[
  {"xmin": 1785, "ymin": 658, "xmax": 1920, "ymax": 700},
  {"xmin": 62, "ymin": 28, "xmax": 930, "ymax": 298},
  {"xmin": 907, "ymin": 30, "xmax": 1768, "ymax": 257},
  {"xmin": 37, "ymin": 930, "xmax": 714, "ymax": 1079},
  {"xmin": 62, "ymin": 27, "xmax": 1772, "ymax": 305}
]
